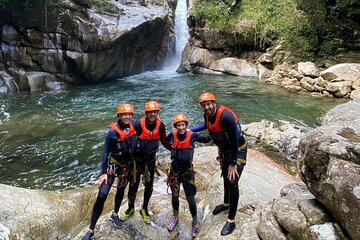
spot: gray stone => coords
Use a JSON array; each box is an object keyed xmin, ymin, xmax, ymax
[
  {"xmin": 320, "ymin": 63, "xmax": 360, "ymax": 81},
  {"xmin": 209, "ymin": 57, "xmax": 257, "ymax": 76},
  {"xmin": 298, "ymin": 62, "xmax": 320, "ymax": 77},
  {"xmin": 298, "ymin": 99, "xmax": 360, "ymax": 240}
]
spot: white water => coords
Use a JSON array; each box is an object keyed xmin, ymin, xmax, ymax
[{"xmin": 166, "ymin": 0, "xmax": 189, "ymax": 70}]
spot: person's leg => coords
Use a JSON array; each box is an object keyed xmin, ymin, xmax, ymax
[
  {"xmin": 89, "ymin": 175, "xmax": 115, "ymax": 230},
  {"xmin": 221, "ymin": 163, "xmax": 245, "ymax": 236},
  {"xmin": 127, "ymin": 166, "xmax": 141, "ymax": 210},
  {"xmin": 167, "ymin": 189, "xmax": 180, "ymax": 231},
  {"xmin": 142, "ymin": 166, "xmax": 155, "ymax": 211},
  {"xmin": 183, "ymin": 181, "xmax": 201, "ymax": 237},
  {"xmin": 183, "ymin": 181, "xmax": 197, "ymax": 223}
]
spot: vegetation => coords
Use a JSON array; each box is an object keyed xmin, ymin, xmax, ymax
[
  {"xmin": 192, "ymin": 0, "xmax": 359, "ymax": 61},
  {"xmin": 193, "ymin": 0, "xmax": 239, "ymax": 30}
]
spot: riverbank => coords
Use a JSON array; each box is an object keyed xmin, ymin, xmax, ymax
[
  {"xmin": 0, "ymin": 147, "xmax": 298, "ymax": 239},
  {"xmin": 1, "ymin": 99, "xmax": 359, "ymax": 239}
]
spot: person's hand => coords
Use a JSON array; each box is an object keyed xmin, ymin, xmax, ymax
[
  {"xmin": 227, "ymin": 164, "xmax": 239, "ymax": 181},
  {"xmin": 98, "ymin": 174, "xmax": 108, "ymax": 188}
]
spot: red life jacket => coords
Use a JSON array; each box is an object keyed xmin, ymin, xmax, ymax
[
  {"xmin": 108, "ymin": 121, "xmax": 136, "ymax": 140},
  {"xmin": 138, "ymin": 117, "xmax": 161, "ymax": 156},
  {"xmin": 139, "ymin": 117, "xmax": 161, "ymax": 140},
  {"xmin": 205, "ymin": 106, "xmax": 238, "ymax": 133},
  {"xmin": 205, "ymin": 106, "xmax": 239, "ymax": 149},
  {"xmin": 171, "ymin": 129, "xmax": 193, "ymax": 175},
  {"xmin": 108, "ymin": 121, "xmax": 137, "ymax": 165}
]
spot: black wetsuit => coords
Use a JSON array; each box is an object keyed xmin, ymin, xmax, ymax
[
  {"xmin": 89, "ymin": 120, "xmax": 137, "ymax": 230},
  {"xmin": 206, "ymin": 106, "xmax": 247, "ymax": 220},
  {"xmin": 126, "ymin": 118, "xmax": 170, "ymax": 212},
  {"xmin": 167, "ymin": 130, "xmax": 211, "ymax": 218}
]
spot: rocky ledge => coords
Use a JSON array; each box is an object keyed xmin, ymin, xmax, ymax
[
  {"xmin": 0, "ymin": 0, "xmax": 174, "ymax": 92},
  {"xmin": 1, "ymin": 99, "xmax": 359, "ymax": 239}
]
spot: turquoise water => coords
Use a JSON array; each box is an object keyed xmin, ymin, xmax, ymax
[{"xmin": 0, "ymin": 70, "xmax": 346, "ymax": 190}]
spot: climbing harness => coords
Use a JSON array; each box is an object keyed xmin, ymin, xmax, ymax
[
  {"xmin": 108, "ymin": 156, "xmax": 131, "ymax": 188},
  {"xmin": 167, "ymin": 170, "xmax": 180, "ymax": 196}
]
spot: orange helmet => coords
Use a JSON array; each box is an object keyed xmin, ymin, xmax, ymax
[
  {"xmin": 117, "ymin": 103, "xmax": 134, "ymax": 115},
  {"xmin": 199, "ymin": 92, "xmax": 216, "ymax": 104},
  {"xmin": 144, "ymin": 101, "xmax": 160, "ymax": 112},
  {"xmin": 173, "ymin": 113, "xmax": 188, "ymax": 127}
]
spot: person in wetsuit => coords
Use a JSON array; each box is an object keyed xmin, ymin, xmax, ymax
[
  {"xmin": 120, "ymin": 101, "xmax": 171, "ymax": 223},
  {"xmin": 81, "ymin": 103, "xmax": 137, "ymax": 240},
  {"xmin": 166, "ymin": 113, "xmax": 211, "ymax": 238},
  {"xmin": 192, "ymin": 92, "xmax": 247, "ymax": 236}
]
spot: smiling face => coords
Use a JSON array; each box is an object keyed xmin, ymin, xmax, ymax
[
  {"xmin": 175, "ymin": 121, "xmax": 187, "ymax": 135},
  {"xmin": 145, "ymin": 110, "xmax": 159, "ymax": 123},
  {"xmin": 200, "ymin": 100, "xmax": 216, "ymax": 116},
  {"xmin": 118, "ymin": 113, "xmax": 133, "ymax": 124}
]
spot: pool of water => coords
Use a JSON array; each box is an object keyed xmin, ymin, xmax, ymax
[{"xmin": 0, "ymin": 69, "xmax": 346, "ymax": 190}]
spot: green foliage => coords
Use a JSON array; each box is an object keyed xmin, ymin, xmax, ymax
[
  {"xmin": 193, "ymin": 0, "xmax": 239, "ymax": 29},
  {"xmin": 193, "ymin": 0, "xmax": 329, "ymax": 61}
]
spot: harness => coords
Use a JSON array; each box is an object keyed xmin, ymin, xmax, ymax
[
  {"xmin": 167, "ymin": 130, "xmax": 195, "ymax": 196},
  {"xmin": 166, "ymin": 165, "xmax": 196, "ymax": 196},
  {"xmin": 108, "ymin": 156, "xmax": 132, "ymax": 188},
  {"xmin": 137, "ymin": 117, "xmax": 162, "ymax": 185},
  {"xmin": 106, "ymin": 121, "xmax": 137, "ymax": 188}
]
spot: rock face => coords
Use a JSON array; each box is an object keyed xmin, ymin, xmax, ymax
[
  {"xmin": 0, "ymin": 0, "xmax": 174, "ymax": 92},
  {"xmin": 0, "ymin": 147, "xmax": 297, "ymax": 239},
  {"xmin": 298, "ymin": 98, "xmax": 360, "ymax": 239},
  {"xmin": 0, "ymin": 183, "xmax": 104, "ymax": 239}
]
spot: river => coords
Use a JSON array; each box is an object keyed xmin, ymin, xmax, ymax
[{"xmin": 0, "ymin": 70, "xmax": 346, "ymax": 190}]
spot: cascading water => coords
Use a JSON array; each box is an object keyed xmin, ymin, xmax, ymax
[{"xmin": 166, "ymin": 0, "xmax": 189, "ymax": 70}]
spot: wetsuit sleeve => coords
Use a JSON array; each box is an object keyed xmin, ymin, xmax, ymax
[
  {"xmin": 133, "ymin": 119, "xmax": 142, "ymax": 136},
  {"xmin": 101, "ymin": 129, "xmax": 117, "ymax": 174},
  {"xmin": 219, "ymin": 110, "xmax": 239, "ymax": 165},
  {"xmin": 191, "ymin": 132, "xmax": 212, "ymax": 144},
  {"xmin": 160, "ymin": 122, "xmax": 171, "ymax": 150},
  {"xmin": 190, "ymin": 124, "xmax": 207, "ymax": 132},
  {"xmin": 166, "ymin": 132, "xmax": 173, "ymax": 151}
]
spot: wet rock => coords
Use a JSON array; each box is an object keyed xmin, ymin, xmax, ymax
[{"xmin": 298, "ymin": 99, "xmax": 360, "ymax": 240}]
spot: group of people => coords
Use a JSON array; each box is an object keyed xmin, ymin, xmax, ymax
[{"xmin": 81, "ymin": 92, "xmax": 248, "ymax": 240}]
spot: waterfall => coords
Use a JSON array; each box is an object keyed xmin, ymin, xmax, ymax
[{"xmin": 166, "ymin": 0, "xmax": 189, "ymax": 70}]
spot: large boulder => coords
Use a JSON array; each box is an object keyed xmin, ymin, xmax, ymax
[
  {"xmin": 0, "ymin": 0, "xmax": 174, "ymax": 92},
  {"xmin": 0, "ymin": 184, "xmax": 104, "ymax": 239},
  {"xmin": 298, "ymin": 98, "xmax": 360, "ymax": 239},
  {"xmin": 0, "ymin": 146, "xmax": 298, "ymax": 239},
  {"xmin": 320, "ymin": 63, "xmax": 360, "ymax": 82}
]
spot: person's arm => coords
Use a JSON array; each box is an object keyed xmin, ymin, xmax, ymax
[
  {"xmin": 99, "ymin": 128, "xmax": 116, "ymax": 186},
  {"xmin": 166, "ymin": 132, "xmax": 173, "ymax": 152},
  {"xmin": 220, "ymin": 110, "xmax": 239, "ymax": 165},
  {"xmin": 190, "ymin": 124, "xmax": 207, "ymax": 132},
  {"xmin": 160, "ymin": 122, "xmax": 171, "ymax": 150},
  {"xmin": 191, "ymin": 132, "xmax": 211, "ymax": 144},
  {"xmin": 101, "ymin": 129, "xmax": 117, "ymax": 173},
  {"xmin": 133, "ymin": 119, "xmax": 142, "ymax": 136}
]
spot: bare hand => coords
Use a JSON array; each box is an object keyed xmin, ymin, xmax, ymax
[
  {"xmin": 227, "ymin": 165, "xmax": 239, "ymax": 181},
  {"xmin": 98, "ymin": 174, "xmax": 108, "ymax": 188}
]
